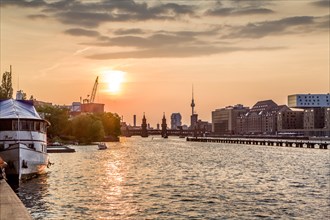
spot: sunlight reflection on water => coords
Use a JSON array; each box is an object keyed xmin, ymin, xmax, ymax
[{"xmin": 17, "ymin": 137, "xmax": 330, "ymax": 219}]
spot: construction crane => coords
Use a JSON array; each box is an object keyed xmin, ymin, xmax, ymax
[
  {"xmin": 83, "ymin": 76, "xmax": 99, "ymax": 103},
  {"xmin": 90, "ymin": 76, "xmax": 98, "ymax": 103}
]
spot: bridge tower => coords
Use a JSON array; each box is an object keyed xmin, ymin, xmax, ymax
[
  {"xmin": 141, "ymin": 113, "xmax": 148, "ymax": 137},
  {"xmin": 161, "ymin": 113, "xmax": 168, "ymax": 138}
]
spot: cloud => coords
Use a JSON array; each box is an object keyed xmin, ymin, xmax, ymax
[
  {"xmin": 204, "ymin": 0, "xmax": 274, "ymax": 17},
  {"xmin": 64, "ymin": 28, "xmax": 100, "ymax": 37},
  {"xmin": 223, "ymin": 16, "xmax": 321, "ymax": 39},
  {"xmin": 0, "ymin": 0, "xmax": 48, "ymax": 8},
  {"xmin": 86, "ymin": 45, "xmax": 284, "ymax": 60},
  {"xmin": 27, "ymin": 14, "xmax": 48, "ymax": 20},
  {"xmin": 1, "ymin": 0, "xmax": 196, "ymax": 28},
  {"xmin": 113, "ymin": 28, "xmax": 145, "ymax": 35},
  {"xmin": 311, "ymin": 0, "xmax": 330, "ymax": 7},
  {"xmin": 206, "ymin": 7, "xmax": 274, "ymax": 16},
  {"xmin": 82, "ymin": 27, "xmax": 220, "ymax": 49}
]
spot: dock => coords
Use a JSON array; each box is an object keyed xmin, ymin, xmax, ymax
[
  {"xmin": 47, "ymin": 145, "xmax": 76, "ymax": 153},
  {"xmin": 0, "ymin": 180, "xmax": 32, "ymax": 220},
  {"xmin": 187, "ymin": 137, "xmax": 329, "ymax": 149}
]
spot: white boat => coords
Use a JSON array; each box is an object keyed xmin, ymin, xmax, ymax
[
  {"xmin": 0, "ymin": 99, "xmax": 49, "ymax": 181},
  {"xmin": 98, "ymin": 143, "xmax": 107, "ymax": 150}
]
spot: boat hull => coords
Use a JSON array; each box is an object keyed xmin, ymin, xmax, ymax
[{"xmin": 0, "ymin": 143, "xmax": 48, "ymax": 181}]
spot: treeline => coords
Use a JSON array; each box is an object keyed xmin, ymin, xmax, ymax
[
  {"xmin": 0, "ymin": 70, "xmax": 13, "ymax": 99},
  {"xmin": 37, "ymin": 105, "xmax": 121, "ymax": 144}
]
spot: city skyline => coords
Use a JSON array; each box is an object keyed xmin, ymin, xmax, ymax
[{"xmin": 1, "ymin": 0, "xmax": 329, "ymax": 125}]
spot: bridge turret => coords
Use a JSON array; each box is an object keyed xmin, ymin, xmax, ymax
[
  {"xmin": 141, "ymin": 113, "xmax": 148, "ymax": 137},
  {"xmin": 161, "ymin": 113, "xmax": 168, "ymax": 138}
]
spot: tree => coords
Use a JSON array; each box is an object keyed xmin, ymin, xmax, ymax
[
  {"xmin": 0, "ymin": 71, "xmax": 13, "ymax": 99},
  {"xmin": 89, "ymin": 120, "xmax": 105, "ymax": 142},
  {"xmin": 71, "ymin": 114, "xmax": 105, "ymax": 144},
  {"xmin": 99, "ymin": 112, "xmax": 121, "ymax": 137},
  {"xmin": 36, "ymin": 105, "xmax": 71, "ymax": 139}
]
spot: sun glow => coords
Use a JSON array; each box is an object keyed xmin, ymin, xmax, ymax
[{"xmin": 103, "ymin": 70, "xmax": 125, "ymax": 94}]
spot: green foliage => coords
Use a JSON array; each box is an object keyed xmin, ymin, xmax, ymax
[
  {"xmin": 98, "ymin": 112, "xmax": 121, "ymax": 137},
  {"xmin": 37, "ymin": 105, "xmax": 121, "ymax": 144},
  {"xmin": 0, "ymin": 71, "xmax": 13, "ymax": 99},
  {"xmin": 36, "ymin": 105, "xmax": 71, "ymax": 139}
]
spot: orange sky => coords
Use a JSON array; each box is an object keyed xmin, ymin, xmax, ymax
[{"xmin": 0, "ymin": 0, "xmax": 329, "ymax": 126}]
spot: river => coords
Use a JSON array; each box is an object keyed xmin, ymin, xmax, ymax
[{"xmin": 16, "ymin": 137, "xmax": 330, "ymax": 219}]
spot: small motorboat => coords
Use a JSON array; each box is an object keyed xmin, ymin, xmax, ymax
[{"xmin": 98, "ymin": 143, "xmax": 108, "ymax": 150}]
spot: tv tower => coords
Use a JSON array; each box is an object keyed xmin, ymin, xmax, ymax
[{"xmin": 191, "ymin": 85, "xmax": 195, "ymax": 115}]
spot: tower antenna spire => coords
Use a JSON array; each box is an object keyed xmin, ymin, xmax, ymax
[{"xmin": 191, "ymin": 84, "xmax": 195, "ymax": 115}]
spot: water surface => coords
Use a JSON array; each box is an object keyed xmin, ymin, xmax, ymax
[{"xmin": 17, "ymin": 137, "xmax": 330, "ymax": 219}]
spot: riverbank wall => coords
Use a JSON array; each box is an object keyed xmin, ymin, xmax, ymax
[{"xmin": 0, "ymin": 180, "xmax": 32, "ymax": 219}]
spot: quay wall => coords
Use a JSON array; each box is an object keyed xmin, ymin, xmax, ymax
[{"xmin": 0, "ymin": 180, "xmax": 32, "ymax": 220}]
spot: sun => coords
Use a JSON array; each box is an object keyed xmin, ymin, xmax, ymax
[{"xmin": 102, "ymin": 70, "xmax": 125, "ymax": 94}]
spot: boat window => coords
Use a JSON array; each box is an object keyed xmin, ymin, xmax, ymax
[
  {"xmin": 40, "ymin": 122, "xmax": 45, "ymax": 132},
  {"xmin": 35, "ymin": 121, "xmax": 40, "ymax": 131},
  {"xmin": 0, "ymin": 120, "xmax": 12, "ymax": 131},
  {"xmin": 0, "ymin": 144, "xmax": 4, "ymax": 150},
  {"xmin": 12, "ymin": 121, "xmax": 18, "ymax": 130},
  {"xmin": 27, "ymin": 121, "xmax": 33, "ymax": 131},
  {"xmin": 20, "ymin": 120, "xmax": 29, "ymax": 130}
]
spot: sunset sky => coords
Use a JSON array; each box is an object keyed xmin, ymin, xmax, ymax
[{"xmin": 0, "ymin": 0, "xmax": 329, "ymax": 126}]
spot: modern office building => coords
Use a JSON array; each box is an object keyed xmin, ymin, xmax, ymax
[
  {"xmin": 288, "ymin": 94, "xmax": 330, "ymax": 108},
  {"xmin": 171, "ymin": 113, "xmax": 182, "ymax": 129},
  {"xmin": 288, "ymin": 94, "xmax": 330, "ymax": 136},
  {"xmin": 212, "ymin": 104, "xmax": 249, "ymax": 134}
]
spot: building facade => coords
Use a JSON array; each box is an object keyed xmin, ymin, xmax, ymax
[
  {"xmin": 304, "ymin": 108, "xmax": 325, "ymax": 129},
  {"xmin": 171, "ymin": 113, "xmax": 182, "ymax": 129},
  {"xmin": 288, "ymin": 94, "xmax": 330, "ymax": 108},
  {"xmin": 277, "ymin": 110, "xmax": 304, "ymax": 131},
  {"xmin": 235, "ymin": 100, "xmax": 291, "ymax": 135},
  {"xmin": 288, "ymin": 94, "xmax": 330, "ymax": 136},
  {"xmin": 212, "ymin": 104, "xmax": 248, "ymax": 134}
]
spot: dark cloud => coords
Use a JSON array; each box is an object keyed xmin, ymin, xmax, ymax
[
  {"xmin": 113, "ymin": 28, "xmax": 145, "ymax": 35},
  {"xmin": 311, "ymin": 0, "xmax": 330, "ymax": 7},
  {"xmin": 223, "ymin": 16, "xmax": 319, "ymax": 39},
  {"xmin": 0, "ymin": 0, "xmax": 48, "ymax": 8},
  {"xmin": 27, "ymin": 14, "xmax": 48, "ymax": 20},
  {"xmin": 1, "ymin": 0, "xmax": 196, "ymax": 28},
  {"xmin": 159, "ymin": 28, "xmax": 220, "ymax": 38},
  {"xmin": 206, "ymin": 7, "xmax": 274, "ymax": 16},
  {"xmin": 205, "ymin": 0, "xmax": 274, "ymax": 17},
  {"xmin": 64, "ymin": 28, "xmax": 100, "ymax": 37}
]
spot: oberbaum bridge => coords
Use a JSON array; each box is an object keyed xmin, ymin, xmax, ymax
[
  {"xmin": 122, "ymin": 94, "xmax": 330, "ymax": 149},
  {"xmin": 121, "ymin": 114, "xmax": 329, "ymax": 150}
]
